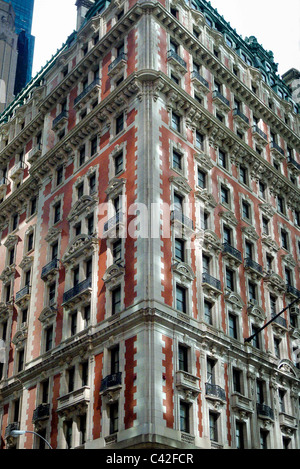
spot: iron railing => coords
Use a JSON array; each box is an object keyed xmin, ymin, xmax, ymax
[
  {"xmin": 52, "ymin": 110, "xmax": 68, "ymax": 129},
  {"xmin": 63, "ymin": 277, "xmax": 92, "ymax": 304},
  {"xmin": 252, "ymin": 125, "xmax": 268, "ymax": 142},
  {"xmin": 32, "ymin": 403, "xmax": 50, "ymax": 422},
  {"xmin": 41, "ymin": 258, "xmax": 59, "ymax": 280},
  {"xmin": 171, "ymin": 209, "xmax": 194, "ymax": 230},
  {"xmin": 191, "ymin": 70, "xmax": 209, "ymax": 89},
  {"xmin": 286, "ymin": 284, "xmax": 300, "ymax": 298},
  {"xmin": 257, "ymin": 403, "xmax": 274, "ymax": 420},
  {"xmin": 287, "ymin": 158, "xmax": 300, "ymax": 171},
  {"xmin": 108, "ymin": 52, "xmax": 127, "ymax": 72},
  {"xmin": 74, "ymin": 78, "xmax": 100, "ymax": 106},
  {"xmin": 15, "ymin": 284, "xmax": 30, "ymax": 302},
  {"xmin": 271, "ymin": 314, "xmax": 287, "ymax": 329},
  {"xmin": 212, "ymin": 90, "xmax": 230, "ymax": 108},
  {"xmin": 222, "ymin": 242, "xmax": 242, "ymax": 262},
  {"xmin": 100, "ymin": 372, "xmax": 122, "ymax": 392},
  {"xmin": 167, "ymin": 50, "xmax": 187, "ymax": 69},
  {"xmin": 245, "ymin": 258, "xmax": 263, "ymax": 274},
  {"xmin": 104, "ymin": 212, "xmax": 123, "ymax": 233},
  {"xmin": 205, "ymin": 383, "xmax": 226, "ymax": 401},
  {"xmin": 202, "ymin": 273, "xmax": 221, "ymax": 291},
  {"xmin": 233, "ymin": 108, "xmax": 249, "ymax": 125},
  {"xmin": 271, "ymin": 141, "xmax": 285, "ymax": 157}
]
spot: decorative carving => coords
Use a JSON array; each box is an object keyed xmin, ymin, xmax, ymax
[
  {"xmin": 172, "ymin": 262, "xmax": 195, "ymax": 283},
  {"xmin": 105, "ymin": 177, "xmax": 126, "ymax": 198},
  {"xmin": 38, "ymin": 306, "xmax": 57, "ymax": 327},
  {"xmin": 224, "ymin": 291, "xmax": 244, "ymax": 310},
  {"xmin": 169, "ymin": 175, "xmax": 192, "ymax": 195},
  {"xmin": 103, "ymin": 264, "xmax": 125, "ymax": 286},
  {"xmin": 219, "ymin": 209, "xmax": 238, "ymax": 227},
  {"xmin": 67, "ymin": 195, "xmax": 97, "ymax": 223},
  {"xmin": 62, "ymin": 234, "xmax": 98, "ymax": 266}
]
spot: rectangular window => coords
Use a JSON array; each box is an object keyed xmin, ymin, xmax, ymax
[
  {"xmin": 204, "ymin": 300, "xmax": 213, "ymax": 325},
  {"xmin": 171, "ymin": 111, "xmax": 181, "ymax": 133},
  {"xmin": 223, "ymin": 226, "xmax": 232, "ymax": 245},
  {"xmin": 81, "ymin": 361, "xmax": 89, "ymax": 387},
  {"xmin": 195, "ymin": 131, "xmax": 204, "ymax": 151},
  {"xmin": 281, "ymin": 230, "xmax": 288, "ymax": 250},
  {"xmin": 116, "ymin": 114, "xmax": 124, "ymax": 134},
  {"xmin": 89, "ymin": 174, "xmax": 96, "ymax": 195},
  {"xmin": 207, "ymin": 358, "xmax": 215, "ymax": 385},
  {"xmin": 83, "ymin": 305, "xmax": 90, "ymax": 329},
  {"xmin": 209, "ymin": 412, "xmax": 218, "ymax": 442},
  {"xmin": 232, "ymin": 368, "xmax": 242, "ymax": 394},
  {"xmin": 45, "ymin": 326, "xmax": 53, "ymax": 352},
  {"xmin": 79, "ymin": 145, "xmax": 86, "ymax": 166},
  {"xmin": 56, "ymin": 166, "xmax": 63, "ymax": 186},
  {"xmin": 252, "ymin": 326, "xmax": 261, "ymax": 349},
  {"xmin": 218, "ymin": 150, "xmax": 227, "ymax": 169},
  {"xmin": 180, "ymin": 401, "xmax": 190, "ymax": 433},
  {"xmin": 110, "ymin": 402, "xmax": 119, "ymax": 435},
  {"xmin": 175, "ymin": 238, "xmax": 185, "ymax": 262},
  {"xmin": 242, "ymin": 201, "xmax": 251, "ymax": 220},
  {"xmin": 229, "ymin": 313, "xmax": 238, "ymax": 339},
  {"xmin": 197, "ymin": 169, "xmax": 206, "ymax": 189},
  {"xmin": 91, "ymin": 136, "xmax": 97, "ymax": 156},
  {"xmin": 111, "ymin": 345, "xmax": 120, "ymax": 374},
  {"xmin": 176, "ymin": 285, "xmax": 187, "ymax": 313},
  {"xmin": 248, "ymin": 281, "xmax": 257, "ymax": 301},
  {"xmin": 239, "ymin": 166, "xmax": 248, "ymax": 185},
  {"xmin": 173, "ymin": 150, "xmax": 182, "ymax": 171},
  {"xmin": 178, "ymin": 345, "xmax": 188, "ymax": 372},
  {"xmin": 112, "ymin": 240, "xmax": 122, "ymax": 263},
  {"xmin": 221, "ymin": 185, "xmax": 229, "ymax": 205},
  {"xmin": 115, "ymin": 152, "xmax": 124, "ymax": 175},
  {"xmin": 236, "ymin": 421, "xmax": 245, "ymax": 449},
  {"xmin": 112, "ymin": 286, "xmax": 121, "ymax": 315},
  {"xmin": 68, "ymin": 366, "xmax": 75, "ymax": 393},
  {"xmin": 53, "ymin": 202, "xmax": 61, "ymax": 224},
  {"xmin": 226, "ymin": 268, "xmax": 235, "ymax": 291},
  {"xmin": 262, "ymin": 217, "xmax": 269, "ymax": 235}
]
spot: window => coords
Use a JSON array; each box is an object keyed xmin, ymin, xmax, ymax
[
  {"xmin": 172, "ymin": 150, "xmax": 182, "ymax": 171},
  {"xmin": 175, "ymin": 238, "xmax": 185, "ymax": 262},
  {"xmin": 225, "ymin": 268, "xmax": 235, "ymax": 291},
  {"xmin": 45, "ymin": 326, "xmax": 53, "ymax": 352},
  {"xmin": 195, "ymin": 131, "xmax": 204, "ymax": 151},
  {"xmin": 115, "ymin": 152, "xmax": 124, "ymax": 175},
  {"xmin": 260, "ymin": 430, "xmax": 268, "ymax": 449},
  {"xmin": 170, "ymin": 39, "xmax": 178, "ymax": 54},
  {"xmin": 67, "ymin": 366, "xmax": 75, "ymax": 393},
  {"xmin": 229, "ymin": 313, "xmax": 238, "ymax": 339},
  {"xmin": 11, "ymin": 213, "xmax": 19, "ymax": 232},
  {"xmin": 27, "ymin": 232, "xmax": 34, "ymax": 252},
  {"xmin": 17, "ymin": 349, "xmax": 25, "ymax": 372},
  {"xmin": 87, "ymin": 215, "xmax": 94, "ymax": 236},
  {"xmin": 89, "ymin": 173, "xmax": 96, "ymax": 195},
  {"xmin": 209, "ymin": 412, "xmax": 218, "ymax": 442},
  {"xmin": 176, "ymin": 285, "xmax": 187, "ymax": 313},
  {"xmin": 56, "ymin": 166, "xmax": 63, "ymax": 186},
  {"xmin": 274, "ymin": 337, "xmax": 281, "ymax": 359},
  {"xmin": 113, "ymin": 240, "xmax": 122, "ymax": 263},
  {"xmin": 180, "ymin": 401, "xmax": 190, "ymax": 433},
  {"xmin": 218, "ymin": 150, "xmax": 227, "ymax": 169},
  {"xmin": 207, "ymin": 358, "xmax": 215, "ymax": 385},
  {"xmin": 90, "ymin": 136, "xmax": 98, "ymax": 156},
  {"xmin": 8, "ymin": 246, "xmax": 15, "ymax": 266},
  {"xmin": 242, "ymin": 200, "xmax": 251, "ymax": 220},
  {"xmin": 30, "ymin": 197, "xmax": 37, "ymax": 216},
  {"xmin": 223, "ymin": 226, "xmax": 232, "ymax": 245},
  {"xmin": 73, "ymin": 266, "xmax": 80, "ymax": 287},
  {"xmin": 281, "ymin": 229, "xmax": 289, "ymax": 250},
  {"xmin": 111, "ymin": 345, "xmax": 120, "ymax": 374},
  {"xmin": 116, "ymin": 114, "xmax": 124, "ymax": 134},
  {"xmin": 270, "ymin": 295, "xmax": 277, "ymax": 316},
  {"xmin": 239, "ymin": 166, "xmax": 248, "ymax": 185},
  {"xmin": 53, "ymin": 201, "xmax": 61, "ymax": 224},
  {"xmin": 252, "ymin": 326, "xmax": 261, "ymax": 349},
  {"xmin": 277, "ymin": 196, "xmax": 285, "ymax": 214},
  {"xmin": 79, "ymin": 414, "xmax": 87, "ymax": 445},
  {"xmin": 112, "ymin": 286, "xmax": 121, "ymax": 315},
  {"xmin": 200, "ymin": 210, "xmax": 209, "ymax": 230},
  {"xmin": 245, "ymin": 241, "xmax": 253, "ymax": 260},
  {"xmin": 109, "ymin": 402, "xmax": 119, "ymax": 435},
  {"xmin": 202, "ymin": 254, "xmax": 210, "ymax": 274},
  {"xmin": 204, "ymin": 300, "xmax": 213, "ymax": 325},
  {"xmin": 221, "ymin": 185, "xmax": 229, "ymax": 205},
  {"xmin": 232, "ymin": 368, "xmax": 242, "ymax": 394},
  {"xmin": 77, "ymin": 182, "xmax": 84, "ymax": 200},
  {"xmin": 83, "ymin": 305, "xmax": 91, "ymax": 329},
  {"xmin": 178, "ymin": 345, "xmax": 188, "ymax": 372},
  {"xmin": 79, "ymin": 145, "xmax": 86, "ymax": 166},
  {"xmin": 171, "ymin": 111, "xmax": 181, "ymax": 133},
  {"xmin": 65, "ymin": 420, "xmax": 73, "ymax": 449},
  {"xmin": 70, "ymin": 311, "xmax": 77, "ymax": 336},
  {"xmin": 197, "ymin": 169, "xmax": 206, "ymax": 189},
  {"xmin": 285, "ymin": 268, "xmax": 292, "ymax": 287},
  {"xmin": 262, "ymin": 217, "xmax": 269, "ymax": 235}
]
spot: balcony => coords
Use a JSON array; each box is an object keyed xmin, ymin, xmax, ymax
[
  {"xmin": 52, "ymin": 110, "xmax": 68, "ymax": 131},
  {"xmin": 279, "ymin": 412, "xmax": 297, "ymax": 433},
  {"xmin": 191, "ymin": 71, "xmax": 210, "ymax": 94},
  {"xmin": 27, "ymin": 143, "xmax": 42, "ymax": 165},
  {"xmin": 231, "ymin": 393, "xmax": 253, "ymax": 417},
  {"xmin": 286, "ymin": 284, "xmax": 300, "ymax": 299},
  {"xmin": 202, "ymin": 272, "xmax": 222, "ymax": 298},
  {"xmin": 62, "ymin": 277, "xmax": 92, "ymax": 307},
  {"xmin": 233, "ymin": 108, "xmax": 250, "ymax": 130},
  {"xmin": 252, "ymin": 125, "xmax": 268, "ymax": 146},
  {"xmin": 205, "ymin": 383, "xmax": 226, "ymax": 402},
  {"xmin": 41, "ymin": 258, "xmax": 60, "ymax": 282},
  {"xmin": 270, "ymin": 141, "xmax": 285, "ymax": 160},
  {"xmin": 100, "ymin": 372, "xmax": 122, "ymax": 394},
  {"xmin": 287, "ymin": 157, "xmax": 300, "ymax": 174},
  {"xmin": 15, "ymin": 284, "xmax": 30, "ymax": 307},
  {"xmin": 271, "ymin": 313, "xmax": 287, "ymax": 330},
  {"xmin": 10, "ymin": 161, "xmax": 26, "ymax": 180},
  {"xmin": 171, "ymin": 209, "xmax": 194, "ymax": 234},
  {"xmin": 167, "ymin": 50, "xmax": 187, "ymax": 74},
  {"xmin": 212, "ymin": 90, "xmax": 230, "ymax": 112},
  {"xmin": 57, "ymin": 386, "xmax": 90, "ymax": 415},
  {"xmin": 74, "ymin": 78, "xmax": 101, "ymax": 108},
  {"xmin": 244, "ymin": 258, "xmax": 264, "ymax": 279},
  {"xmin": 257, "ymin": 403, "xmax": 274, "ymax": 421},
  {"xmin": 32, "ymin": 403, "xmax": 50, "ymax": 423},
  {"xmin": 103, "ymin": 212, "xmax": 124, "ymax": 238},
  {"xmin": 176, "ymin": 371, "xmax": 200, "ymax": 399},
  {"xmin": 222, "ymin": 242, "xmax": 242, "ymax": 266},
  {"xmin": 108, "ymin": 52, "xmax": 127, "ymax": 77}
]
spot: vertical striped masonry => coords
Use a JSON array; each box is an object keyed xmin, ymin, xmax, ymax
[{"xmin": 0, "ymin": 0, "xmax": 299, "ymax": 450}]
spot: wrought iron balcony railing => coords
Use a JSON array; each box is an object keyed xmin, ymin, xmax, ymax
[
  {"xmin": 287, "ymin": 157, "xmax": 300, "ymax": 171},
  {"xmin": 171, "ymin": 209, "xmax": 194, "ymax": 230},
  {"xmin": 286, "ymin": 284, "xmax": 300, "ymax": 298},
  {"xmin": 41, "ymin": 258, "xmax": 60, "ymax": 280},
  {"xmin": 15, "ymin": 284, "xmax": 30, "ymax": 303},
  {"xmin": 222, "ymin": 242, "xmax": 242, "ymax": 262},
  {"xmin": 257, "ymin": 403, "xmax": 274, "ymax": 420},
  {"xmin": 108, "ymin": 52, "xmax": 127, "ymax": 73},
  {"xmin": 270, "ymin": 141, "xmax": 285, "ymax": 157},
  {"xmin": 191, "ymin": 70, "xmax": 209, "ymax": 89},
  {"xmin": 100, "ymin": 372, "xmax": 122, "ymax": 393},
  {"xmin": 167, "ymin": 50, "xmax": 187, "ymax": 70},
  {"xmin": 32, "ymin": 403, "xmax": 50, "ymax": 423},
  {"xmin": 52, "ymin": 110, "xmax": 68, "ymax": 129},
  {"xmin": 212, "ymin": 90, "xmax": 230, "ymax": 108},
  {"xmin": 205, "ymin": 383, "xmax": 226, "ymax": 401},
  {"xmin": 271, "ymin": 314, "xmax": 287, "ymax": 329},
  {"xmin": 245, "ymin": 257, "xmax": 263, "ymax": 274},
  {"xmin": 233, "ymin": 108, "xmax": 249, "ymax": 125},
  {"xmin": 63, "ymin": 277, "xmax": 92, "ymax": 304},
  {"xmin": 252, "ymin": 125, "xmax": 268, "ymax": 142},
  {"xmin": 202, "ymin": 273, "xmax": 221, "ymax": 291},
  {"xmin": 74, "ymin": 78, "xmax": 100, "ymax": 106},
  {"xmin": 104, "ymin": 212, "xmax": 123, "ymax": 233}
]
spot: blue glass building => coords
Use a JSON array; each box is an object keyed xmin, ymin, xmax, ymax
[{"xmin": 3, "ymin": 0, "xmax": 35, "ymax": 95}]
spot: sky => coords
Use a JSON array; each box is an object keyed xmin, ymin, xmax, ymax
[{"xmin": 31, "ymin": 0, "xmax": 300, "ymax": 77}]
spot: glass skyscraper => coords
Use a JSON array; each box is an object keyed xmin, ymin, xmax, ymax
[{"xmin": 4, "ymin": 0, "xmax": 35, "ymax": 95}]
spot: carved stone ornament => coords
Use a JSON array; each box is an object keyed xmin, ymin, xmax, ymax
[
  {"xmin": 194, "ymin": 151, "xmax": 214, "ymax": 171},
  {"xmin": 247, "ymin": 304, "xmax": 266, "ymax": 322},
  {"xmin": 219, "ymin": 209, "xmax": 238, "ymax": 227},
  {"xmin": 203, "ymin": 230, "xmax": 222, "ymax": 253},
  {"xmin": 277, "ymin": 359, "xmax": 297, "ymax": 378},
  {"xmin": 4, "ymin": 235, "xmax": 19, "ymax": 249},
  {"xmin": 45, "ymin": 227, "xmax": 62, "ymax": 243},
  {"xmin": 263, "ymin": 271, "xmax": 286, "ymax": 294},
  {"xmin": 224, "ymin": 291, "xmax": 245, "ymax": 311},
  {"xmin": 195, "ymin": 188, "xmax": 217, "ymax": 209},
  {"xmin": 105, "ymin": 177, "xmax": 126, "ymax": 198},
  {"xmin": 103, "ymin": 264, "xmax": 125, "ymax": 286},
  {"xmin": 38, "ymin": 306, "xmax": 57, "ymax": 327},
  {"xmin": 67, "ymin": 195, "xmax": 97, "ymax": 223},
  {"xmin": 241, "ymin": 225, "xmax": 259, "ymax": 241},
  {"xmin": 0, "ymin": 264, "xmax": 16, "ymax": 283},
  {"xmin": 12, "ymin": 328, "xmax": 27, "ymax": 351},
  {"xmin": 259, "ymin": 203, "xmax": 276, "ymax": 218},
  {"xmin": 169, "ymin": 176, "xmax": 192, "ymax": 195},
  {"xmin": 172, "ymin": 262, "xmax": 195, "ymax": 283},
  {"xmin": 19, "ymin": 256, "xmax": 34, "ymax": 271},
  {"xmin": 281, "ymin": 253, "xmax": 296, "ymax": 269},
  {"xmin": 62, "ymin": 234, "xmax": 98, "ymax": 266},
  {"xmin": 261, "ymin": 235, "xmax": 279, "ymax": 253}
]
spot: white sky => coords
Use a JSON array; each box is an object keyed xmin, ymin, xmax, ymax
[{"xmin": 31, "ymin": 0, "xmax": 300, "ymax": 77}]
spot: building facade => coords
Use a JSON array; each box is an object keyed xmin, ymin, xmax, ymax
[
  {"xmin": 0, "ymin": 0, "xmax": 18, "ymax": 113},
  {"xmin": 0, "ymin": 0, "xmax": 300, "ymax": 450},
  {"xmin": 3, "ymin": 0, "xmax": 35, "ymax": 95}
]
